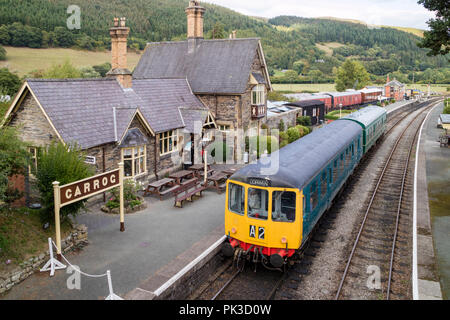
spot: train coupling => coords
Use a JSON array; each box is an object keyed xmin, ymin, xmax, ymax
[{"xmin": 222, "ymin": 238, "xmax": 239, "ymax": 257}]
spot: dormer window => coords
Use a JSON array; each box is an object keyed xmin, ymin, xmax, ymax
[{"xmin": 251, "ymin": 84, "xmax": 265, "ymax": 106}]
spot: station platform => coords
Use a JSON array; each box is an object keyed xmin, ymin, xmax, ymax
[
  {"xmin": 415, "ymin": 101, "xmax": 448, "ymax": 300},
  {"xmin": 1, "ymin": 189, "xmax": 226, "ymax": 300},
  {"xmin": 385, "ymin": 99, "xmax": 415, "ymax": 115}
]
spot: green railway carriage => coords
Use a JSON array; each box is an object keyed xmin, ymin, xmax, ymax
[{"xmin": 338, "ymin": 105, "xmax": 387, "ymax": 154}]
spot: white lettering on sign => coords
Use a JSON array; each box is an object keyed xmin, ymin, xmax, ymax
[
  {"xmin": 66, "ymin": 189, "xmax": 73, "ymax": 200},
  {"xmin": 258, "ymin": 227, "xmax": 265, "ymax": 240},
  {"xmin": 74, "ymin": 186, "xmax": 82, "ymax": 197},
  {"xmin": 249, "ymin": 225, "xmax": 256, "ymax": 238},
  {"xmin": 84, "ymin": 183, "xmax": 90, "ymax": 194},
  {"xmin": 93, "ymin": 180, "xmax": 100, "ymax": 190}
]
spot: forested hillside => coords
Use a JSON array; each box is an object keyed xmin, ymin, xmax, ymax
[{"xmin": 0, "ymin": 0, "xmax": 448, "ymax": 83}]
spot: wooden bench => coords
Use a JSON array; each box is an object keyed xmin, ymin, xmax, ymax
[
  {"xmin": 174, "ymin": 178, "xmax": 206, "ymax": 208},
  {"xmin": 158, "ymin": 185, "xmax": 180, "ymax": 201}
]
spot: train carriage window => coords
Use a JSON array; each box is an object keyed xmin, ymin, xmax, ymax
[
  {"xmin": 340, "ymin": 153, "xmax": 345, "ymax": 175},
  {"xmin": 320, "ymin": 171, "xmax": 327, "ymax": 199},
  {"xmin": 333, "ymin": 159, "xmax": 339, "ymax": 183},
  {"xmin": 248, "ymin": 188, "xmax": 269, "ymax": 220},
  {"xmin": 310, "ymin": 182, "xmax": 318, "ymax": 211},
  {"xmin": 229, "ymin": 183, "xmax": 245, "ymax": 215},
  {"xmin": 272, "ymin": 191, "xmax": 296, "ymax": 222}
]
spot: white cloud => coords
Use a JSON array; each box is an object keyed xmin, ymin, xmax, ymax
[{"xmin": 202, "ymin": 0, "xmax": 435, "ymax": 29}]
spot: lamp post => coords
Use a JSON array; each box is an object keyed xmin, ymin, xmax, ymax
[{"xmin": 339, "ymin": 104, "xmax": 342, "ymax": 119}]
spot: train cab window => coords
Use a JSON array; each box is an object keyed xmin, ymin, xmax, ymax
[
  {"xmin": 248, "ymin": 188, "xmax": 269, "ymax": 220},
  {"xmin": 320, "ymin": 171, "xmax": 327, "ymax": 199},
  {"xmin": 229, "ymin": 183, "xmax": 245, "ymax": 215},
  {"xmin": 310, "ymin": 182, "xmax": 318, "ymax": 211},
  {"xmin": 272, "ymin": 191, "xmax": 296, "ymax": 222}
]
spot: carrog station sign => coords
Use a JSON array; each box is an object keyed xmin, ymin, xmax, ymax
[{"xmin": 60, "ymin": 169, "xmax": 120, "ymax": 206}]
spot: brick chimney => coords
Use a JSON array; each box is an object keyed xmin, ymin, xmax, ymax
[
  {"xmin": 185, "ymin": 1, "xmax": 205, "ymax": 39},
  {"xmin": 107, "ymin": 17, "xmax": 132, "ymax": 88}
]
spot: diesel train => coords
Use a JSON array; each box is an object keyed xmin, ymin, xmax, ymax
[{"xmin": 222, "ymin": 105, "xmax": 387, "ymax": 269}]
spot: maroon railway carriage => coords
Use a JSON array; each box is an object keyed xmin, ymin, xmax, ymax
[
  {"xmin": 359, "ymin": 88, "xmax": 383, "ymax": 104},
  {"xmin": 325, "ymin": 91, "xmax": 362, "ymax": 110}
]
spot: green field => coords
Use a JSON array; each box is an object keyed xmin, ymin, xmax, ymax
[
  {"xmin": 0, "ymin": 46, "xmax": 143, "ymax": 77},
  {"xmin": 273, "ymin": 83, "xmax": 450, "ymax": 93}
]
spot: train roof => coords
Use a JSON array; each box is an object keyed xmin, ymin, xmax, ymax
[
  {"xmin": 230, "ymin": 120, "xmax": 362, "ymax": 190},
  {"xmin": 325, "ymin": 91, "xmax": 361, "ymax": 97},
  {"xmin": 284, "ymin": 100, "xmax": 325, "ymax": 108},
  {"xmin": 338, "ymin": 105, "xmax": 386, "ymax": 128}
]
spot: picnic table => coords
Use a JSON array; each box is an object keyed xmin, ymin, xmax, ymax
[
  {"xmin": 169, "ymin": 170, "xmax": 195, "ymax": 185},
  {"xmin": 144, "ymin": 178, "xmax": 178, "ymax": 200},
  {"xmin": 206, "ymin": 172, "xmax": 228, "ymax": 193},
  {"xmin": 222, "ymin": 168, "xmax": 238, "ymax": 178},
  {"xmin": 188, "ymin": 164, "xmax": 211, "ymax": 177}
]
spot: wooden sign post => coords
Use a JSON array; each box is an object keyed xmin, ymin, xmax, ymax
[{"xmin": 53, "ymin": 163, "xmax": 125, "ymax": 258}]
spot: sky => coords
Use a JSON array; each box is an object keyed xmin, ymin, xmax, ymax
[{"xmin": 203, "ymin": 0, "xmax": 435, "ymax": 30}]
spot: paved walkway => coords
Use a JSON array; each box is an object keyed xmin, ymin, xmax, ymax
[
  {"xmin": 1, "ymin": 189, "xmax": 225, "ymax": 300},
  {"xmin": 419, "ymin": 101, "xmax": 449, "ymax": 299}
]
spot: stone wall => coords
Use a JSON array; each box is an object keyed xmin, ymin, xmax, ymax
[
  {"xmin": 8, "ymin": 91, "xmax": 60, "ymax": 147},
  {"xmin": 265, "ymin": 108, "xmax": 299, "ymax": 131},
  {"xmin": 0, "ymin": 225, "xmax": 88, "ymax": 295}
]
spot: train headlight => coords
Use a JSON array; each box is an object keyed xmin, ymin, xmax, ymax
[
  {"xmin": 281, "ymin": 237, "xmax": 287, "ymax": 244},
  {"xmin": 231, "ymin": 227, "xmax": 237, "ymax": 234}
]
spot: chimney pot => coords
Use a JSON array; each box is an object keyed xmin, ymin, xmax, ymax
[
  {"xmin": 120, "ymin": 17, "xmax": 126, "ymax": 27},
  {"xmin": 113, "ymin": 17, "xmax": 119, "ymax": 27}
]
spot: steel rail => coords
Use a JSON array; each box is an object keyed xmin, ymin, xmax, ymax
[
  {"xmin": 334, "ymin": 101, "xmax": 436, "ymax": 300},
  {"xmin": 386, "ymin": 111, "xmax": 424, "ymax": 299}
]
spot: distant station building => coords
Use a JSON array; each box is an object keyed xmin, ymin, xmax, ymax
[{"xmin": 384, "ymin": 75, "xmax": 406, "ymax": 101}]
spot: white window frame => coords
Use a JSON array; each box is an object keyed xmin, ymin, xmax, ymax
[
  {"xmin": 121, "ymin": 145, "xmax": 147, "ymax": 178},
  {"xmin": 218, "ymin": 124, "xmax": 231, "ymax": 132},
  {"xmin": 251, "ymin": 84, "xmax": 265, "ymax": 106},
  {"xmin": 28, "ymin": 146, "xmax": 38, "ymax": 176},
  {"xmin": 159, "ymin": 129, "xmax": 179, "ymax": 156}
]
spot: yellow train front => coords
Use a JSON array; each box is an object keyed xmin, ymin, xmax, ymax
[{"xmin": 223, "ymin": 179, "xmax": 303, "ymax": 268}]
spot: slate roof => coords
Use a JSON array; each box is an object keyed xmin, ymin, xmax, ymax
[
  {"xmin": 133, "ymin": 38, "xmax": 266, "ymax": 94},
  {"xmin": 284, "ymin": 100, "xmax": 326, "ymax": 108},
  {"xmin": 25, "ymin": 78, "xmax": 206, "ymax": 149}
]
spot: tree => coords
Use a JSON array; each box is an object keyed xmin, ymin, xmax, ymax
[
  {"xmin": 43, "ymin": 60, "xmax": 82, "ymax": 78},
  {"xmin": 92, "ymin": 62, "xmax": 112, "ymax": 77},
  {"xmin": 335, "ymin": 59, "xmax": 370, "ymax": 91},
  {"xmin": 307, "ymin": 69, "xmax": 323, "ymax": 83},
  {"xmin": 282, "ymin": 70, "xmax": 299, "ymax": 83},
  {"xmin": 293, "ymin": 60, "xmax": 306, "ymax": 74},
  {"xmin": 0, "ymin": 25, "xmax": 10, "ymax": 45},
  {"xmin": 0, "ymin": 127, "xmax": 29, "ymax": 205},
  {"xmin": 0, "ymin": 68, "xmax": 21, "ymax": 96},
  {"xmin": 0, "ymin": 45, "xmax": 6, "ymax": 60},
  {"xmin": 417, "ymin": 0, "xmax": 449, "ymax": 57},
  {"xmin": 210, "ymin": 22, "xmax": 226, "ymax": 39},
  {"xmin": 36, "ymin": 142, "xmax": 94, "ymax": 223}
]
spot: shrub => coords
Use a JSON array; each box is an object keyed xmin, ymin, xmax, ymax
[
  {"xmin": 287, "ymin": 127, "xmax": 301, "ymax": 143},
  {"xmin": 295, "ymin": 125, "xmax": 310, "ymax": 137},
  {"xmin": 296, "ymin": 116, "xmax": 311, "ymax": 127},
  {"xmin": 0, "ymin": 126, "xmax": 29, "ymax": 205},
  {"xmin": 245, "ymin": 136, "xmax": 279, "ymax": 158},
  {"xmin": 36, "ymin": 142, "xmax": 95, "ymax": 223}
]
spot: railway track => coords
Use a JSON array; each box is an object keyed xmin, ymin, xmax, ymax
[
  {"xmin": 192, "ymin": 260, "xmax": 285, "ymax": 300},
  {"xmin": 335, "ymin": 100, "xmax": 441, "ymax": 300}
]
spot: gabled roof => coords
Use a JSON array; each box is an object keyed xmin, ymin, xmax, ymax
[
  {"xmin": 4, "ymin": 77, "xmax": 207, "ymax": 149},
  {"xmin": 133, "ymin": 38, "xmax": 272, "ymax": 94},
  {"xmin": 386, "ymin": 79, "xmax": 405, "ymax": 87}
]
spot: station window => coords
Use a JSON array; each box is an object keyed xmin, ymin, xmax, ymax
[
  {"xmin": 320, "ymin": 171, "xmax": 327, "ymax": 199},
  {"xmin": 272, "ymin": 191, "xmax": 296, "ymax": 222},
  {"xmin": 248, "ymin": 188, "xmax": 269, "ymax": 220},
  {"xmin": 122, "ymin": 146, "xmax": 146, "ymax": 178},
  {"xmin": 310, "ymin": 181, "xmax": 318, "ymax": 211},
  {"xmin": 229, "ymin": 183, "xmax": 245, "ymax": 215},
  {"xmin": 340, "ymin": 153, "xmax": 345, "ymax": 175}
]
